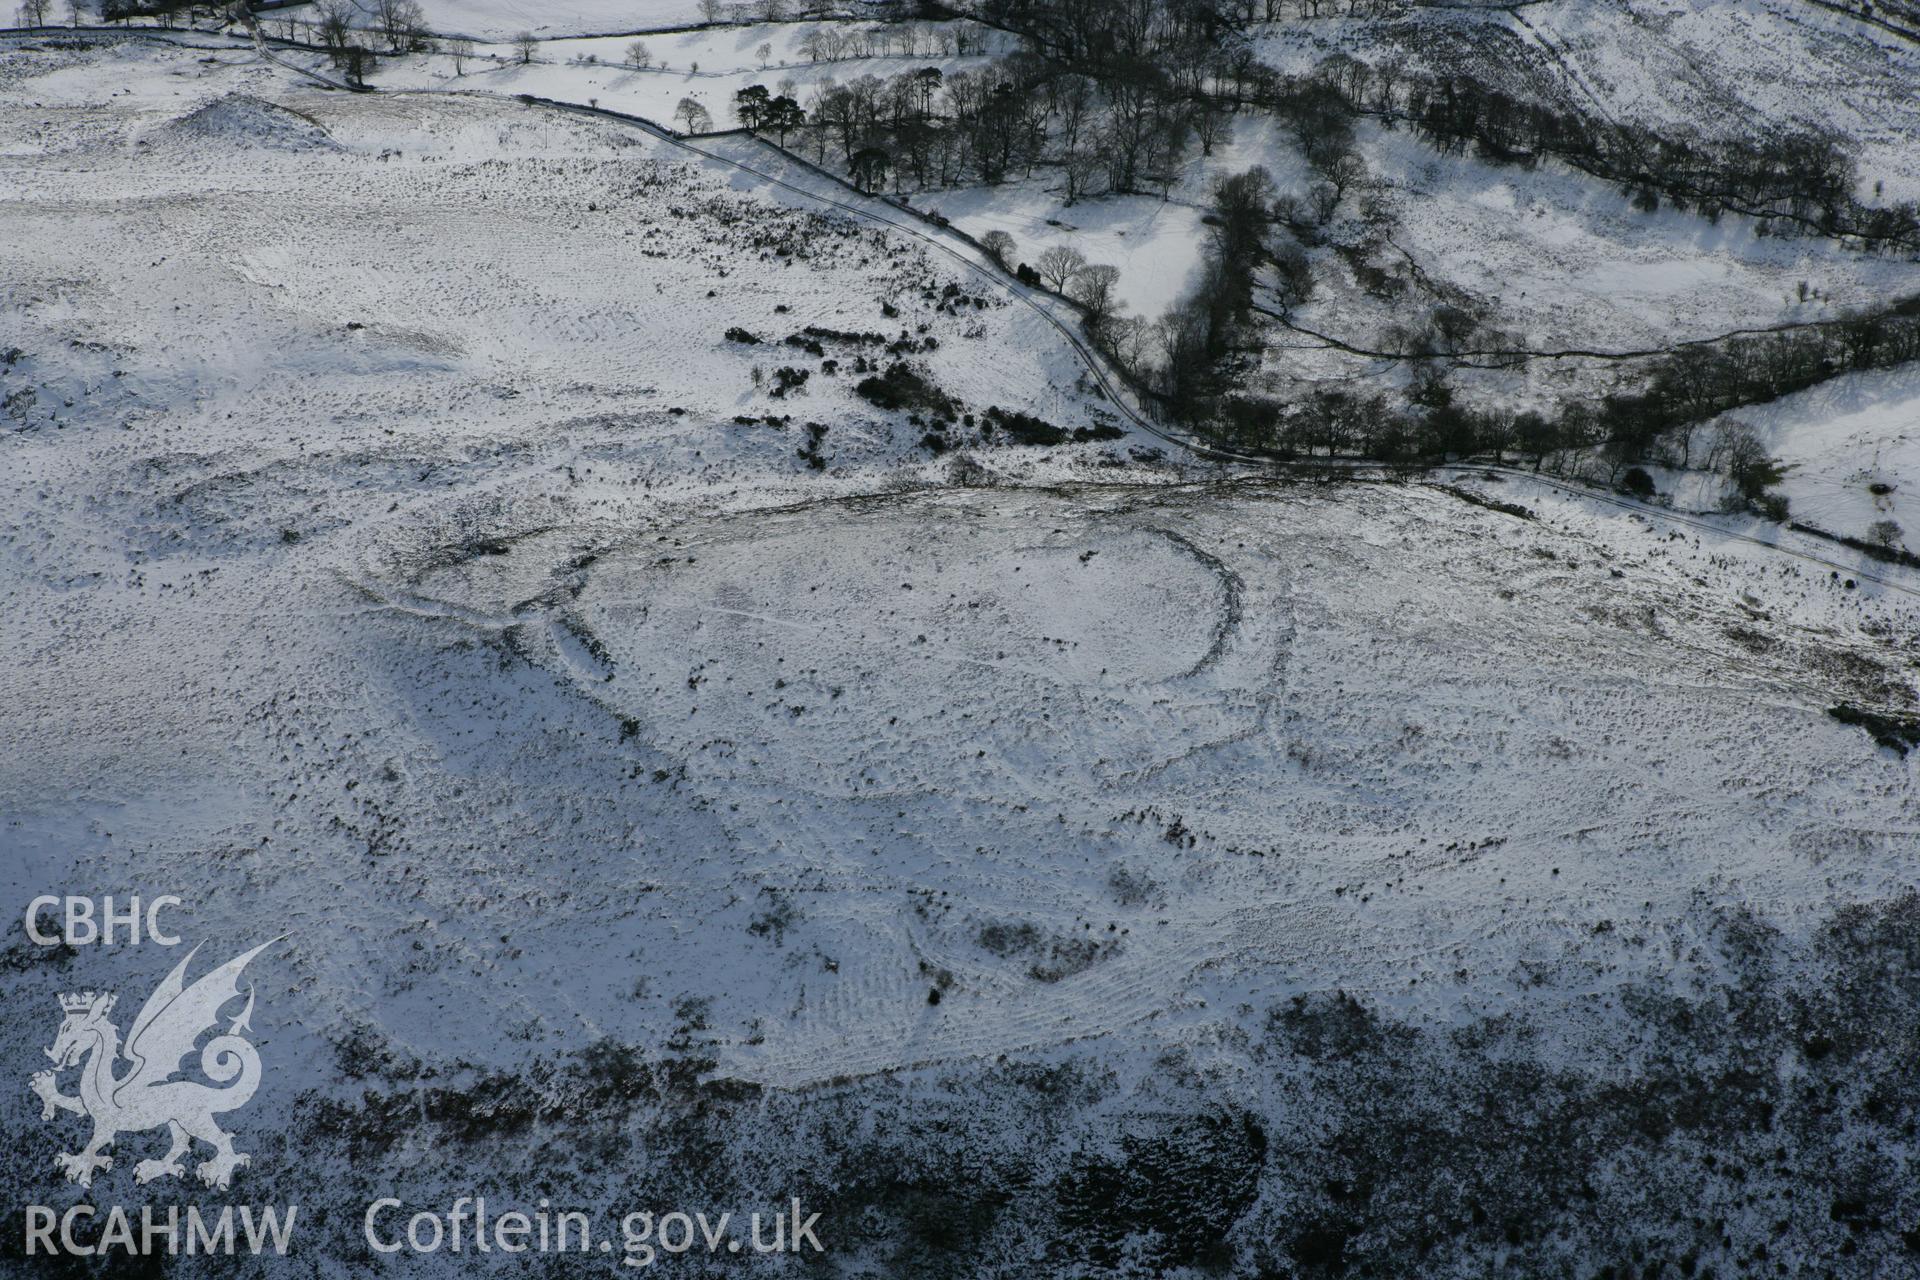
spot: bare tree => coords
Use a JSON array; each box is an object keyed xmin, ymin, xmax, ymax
[
  {"xmin": 513, "ymin": 31, "xmax": 537, "ymax": 64},
  {"xmin": 1869, "ymin": 519, "xmax": 1904, "ymax": 551},
  {"xmin": 1063, "ymin": 142, "xmax": 1103, "ymax": 206},
  {"xmin": 1271, "ymin": 241, "xmax": 1316, "ymax": 314},
  {"xmin": 1318, "ymin": 152, "xmax": 1367, "ymax": 206},
  {"xmin": 1068, "ymin": 263, "xmax": 1122, "ymax": 325},
  {"xmin": 1035, "ymin": 244, "xmax": 1087, "ymax": 292},
  {"xmin": 1106, "ymin": 315, "xmax": 1154, "ymax": 375},
  {"xmin": 625, "ymin": 39, "xmax": 652, "ymax": 69},
  {"xmin": 17, "ymin": 0, "xmax": 50, "ymax": 24},
  {"xmin": 1718, "ymin": 422, "xmax": 1787, "ymax": 512},
  {"xmin": 1051, "ymin": 74, "xmax": 1098, "ymax": 204},
  {"xmin": 1307, "ymin": 182, "xmax": 1341, "ymax": 226},
  {"xmin": 372, "ymin": 0, "xmax": 424, "ymax": 52},
  {"xmin": 341, "ymin": 43, "xmax": 373, "ymax": 88},
  {"xmin": 675, "ymin": 97, "xmax": 712, "ymax": 133},
  {"xmin": 1720, "ymin": 423, "xmax": 1765, "ymax": 484},
  {"xmin": 447, "ymin": 36, "xmax": 474, "ymax": 74},
  {"xmin": 699, "ymin": 0, "xmax": 722, "ymax": 21},
  {"xmin": 979, "ymin": 230, "xmax": 1016, "ymax": 269},
  {"xmin": 1191, "ymin": 103, "xmax": 1231, "ymax": 157},
  {"xmin": 314, "ymin": 0, "xmax": 354, "ymax": 51},
  {"xmin": 849, "ymin": 145, "xmax": 891, "ymax": 192}
]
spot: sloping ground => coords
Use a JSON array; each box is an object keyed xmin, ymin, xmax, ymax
[
  {"xmin": 351, "ymin": 474, "xmax": 1920, "ymax": 1089},
  {"xmin": 0, "ymin": 33, "xmax": 302, "ymax": 157},
  {"xmin": 369, "ymin": 20, "xmax": 1010, "ymax": 179},
  {"xmin": 1255, "ymin": 0, "xmax": 1920, "ymax": 200},
  {"xmin": 366, "ymin": 4, "xmax": 1920, "ymax": 351},
  {"xmin": 1222, "ymin": 5, "xmax": 1920, "ymax": 416},
  {"xmin": 1665, "ymin": 364, "xmax": 1920, "ymax": 540},
  {"xmin": 151, "ymin": 91, "xmax": 338, "ymax": 151},
  {"xmin": 0, "ymin": 28, "xmax": 1144, "ymax": 1031},
  {"xmin": 7, "ymin": 34, "xmax": 1920, "ymax": 1279},
  {"xmin": 1515, "ymin": 0, "xmax": 1920, "ymax": 200},
  {"xmin": 1304, "ymin": 121, "xmax": 1915, "ymax": 351},
  {"xmin": 1239, "ymin": 112, "xmax": 1920, "ymax": 415},
  {"xmin": 0, "ymin": 47, "xmax": 1117, "ymax": 468}
]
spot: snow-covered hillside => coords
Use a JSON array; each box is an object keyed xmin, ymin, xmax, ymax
[
  {"xmin": 1663, "ymin": 364, "xmax": 1920, "ymax": 538},
  {"xmin": 7, "ymin": 20, "xmax": 1920, "ymax": 1280},
  {"xmin": 1255, "ymin": 0, "xmax": 1920, "ymax": 199},
  {"xmin": 369, "ymin": 15, "xmax": 1008, "ymax": 122},
  {"xmin": 345, "ymin": 0, "xmax": 1920, "ymax": 378}
]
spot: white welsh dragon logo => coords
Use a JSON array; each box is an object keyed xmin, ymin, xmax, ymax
[{"xmin": 30, "ymin": 941, "xmax": 274, "ymax": 1191}]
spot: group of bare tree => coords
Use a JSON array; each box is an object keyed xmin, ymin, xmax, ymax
[
  {"xmin": 297, "ymin": 0, "xmax": 433, "ymax": 85},
  {"xmin": 1276, "ymin": 51, "xmax": 1920, "ymax": 256},
  {"xmin": 962, "ymin": 0, "xmax": 1919, "ymax": 257},
  {"xmin": 791, "ymin": 51, "xmax": 1202, "ymax": 201},
  {"xmin": 78, "ymin": 0, "xmax": 206, "ymax": 25},
  {"xmin": 797, "ymin": 20, "xmax": 987, "ymax": 63},
  {"xmin": 1202, "ymin": 295, "xmax": 1920, "ymax": 496}
]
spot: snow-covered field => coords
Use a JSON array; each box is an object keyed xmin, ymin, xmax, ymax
[
  {"xmin": 1361, "ymin": 124, "xmax": 1917, "ymax": 350},
  {"xmin": 923, "ymin": 179, "xmax": 1216, "ymax": 323},
  {"xmin": 370, "ymin": 17, "xmax": 1005, "ymax": 148},
  {"xmin": 1673, "ymin": 364, "xmax": 1920, "ymax": 542},
  {"xmin": 298, "ymin": 0, "xmax": 837, "ymax": 42},
  {"xmin": 8, "ymin": 24, "xmax": 1920, "ymax": 1278},
  {"xmin": 399, "ymin": 0, "xmax": 713, "ymax": 39},
  {"xmin": 1515, "ymin": 0, "xmax": 1920, "ymax": 202}
]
